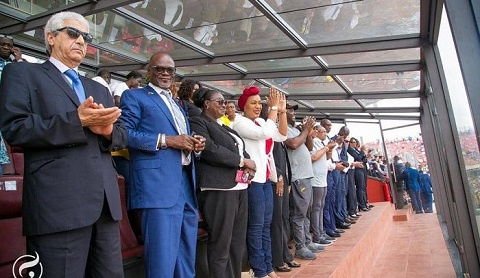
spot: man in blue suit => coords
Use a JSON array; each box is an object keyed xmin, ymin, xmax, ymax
[{"xmin": 120, "ymin": 52, "xmax": 205, "ymax": 278}]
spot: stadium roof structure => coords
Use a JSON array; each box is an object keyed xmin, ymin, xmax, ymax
[{"xmin": 0, "ymin": 0, "xmax": 441, "ymax": 122}]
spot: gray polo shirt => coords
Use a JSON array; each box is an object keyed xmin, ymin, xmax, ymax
[{"xmin": 287, "ymin": 125, "xmax": 314, "ymax": 181}]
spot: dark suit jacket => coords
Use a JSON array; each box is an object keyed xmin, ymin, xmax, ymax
[
  {"xmin": 0, "ymin": 61, "xmax": 127, "ymax": 236},
  {"xmin": 119, "ymin": 85, "xmax": 196, "ymax": 209},
  {"xmin": 273, "ymin": 142, "xmax": 292, "ymax": 186},
  {"xmin": 189, "ymin": 114, "xmax": 249, "ymax": 190}
]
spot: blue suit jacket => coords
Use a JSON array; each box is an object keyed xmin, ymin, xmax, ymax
[{"xmin": 119, "ymin": 85, "xmax": 196, "ymax": 209}]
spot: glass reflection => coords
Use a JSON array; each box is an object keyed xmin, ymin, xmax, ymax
[
  {"xmin": 339, "ymin": 71, "xmax": 421, "ymax": 92},
  {"xmin": 124, "ymin": 0, "xmax": 296, "ymax": 54},
  {"xmin": 438, "ymin": 11, "xmax": 480, "ymax": 235},
  {"xmin": 0, "ymin": 0, "xmax": 86, "ymax": 15},
  {"xmin": 266, "ymin": 76, "xmax": 345, "ymax": 94},
  {"xmin": 279, "ymin": 0, "xmax": 420, "ymax": 44}
]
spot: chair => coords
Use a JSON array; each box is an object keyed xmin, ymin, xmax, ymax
[{"xmin": 0, "ymin": 177, "xmax": 25, "ymax": 278}]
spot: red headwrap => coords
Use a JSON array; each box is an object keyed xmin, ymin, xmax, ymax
[{"xmin": 238, "ymin": 86, "xmax": 260, "ymax": 111}]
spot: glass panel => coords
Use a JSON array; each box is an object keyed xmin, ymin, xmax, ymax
[
  {"xmin": 322, "ymin": 48, "xmax": 421, "ymax": 67},
  {"xmin": 309, "ymin": 99, "xmax": 361, "ymax": 108},
  {"xmin": 361, "ymin": 98, "xmax": 420, "ymax": 108},
  {"xmin": 85, "ymin": 11, "xmax": 204, "ymax": 61},
  {"xmin": 380, "ymin": 120, "xmax": 419, "ymax": 129},
  {"xmin": 439, "ymin": 11, "xmax": 480, "ymax": 237},
  {"xmin": 265, "ymin": 76, "xmax": 345, "ymax": 94},
  {"xmin": 0, "ymin": 11, "xmax": 24, "ymax": 26},
  {"xmin": 177, "ymin": 64, "xmax": 238, "ymax": 75},
  {"xmin": 339, "ymin": 71, "xmax": 421, "ymax": 92},
  {"xmin": 123, "ymin": 0, "xmax": 297, "ymax": 55},
  {"xmin": 237, "ymin": 57, "xmax": 319, "ymax": 72},
  {"xmin": 0, "ymin": 0, "xmax": 89, "ymax": 16},
  {"xmin": 279, "ymin": 0, "xmax": 420, "ymax": 45},
  {"xmin": 202, "ymin": 80, "xmax": 265, "ymax": 96},
  {"xmin": 374, "ymin": 113, "xmax": 421, "ymax": 117},
  {"xmin": 83, "ymin": 46, "xmax": 137, "ymax": 67}
]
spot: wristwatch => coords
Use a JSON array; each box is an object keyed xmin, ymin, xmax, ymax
[
  {"xmin": 271, "ymin": 106, "xmax": 278, "ymax": 111},
  {"xmin": 160, "ymin": 134, "xmax": 168, "ymax": 149}
]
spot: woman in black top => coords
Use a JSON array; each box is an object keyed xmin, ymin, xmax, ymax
[{"xmin": 190, "ymin": 88, "xmax": 256, "ymax": 278}]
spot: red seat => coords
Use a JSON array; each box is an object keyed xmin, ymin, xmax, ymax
[{"xmin": 0, "ymin": 177, "xmax": 25, "ymax": 278}]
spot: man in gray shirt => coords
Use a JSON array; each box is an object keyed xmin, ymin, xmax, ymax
[{"xmin": 285, "ymin": 104, "xmax": 325, "ymax": 260}]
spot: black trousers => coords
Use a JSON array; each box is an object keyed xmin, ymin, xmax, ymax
[
  {"xmin": 271, "ymin": 182, "xmax": 293, "ymax": 268},
  {"xmin": 26, "ymin": 198, "xmax": 124, "ymax": 278},
  {"xmin": 202, "ymin": 189, "xmax": 248, "ymax": 278}
]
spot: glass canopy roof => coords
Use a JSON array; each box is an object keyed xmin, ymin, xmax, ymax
[{"xmin": 0, "ymin": 0, "xmax": 428, "ymax": 121}]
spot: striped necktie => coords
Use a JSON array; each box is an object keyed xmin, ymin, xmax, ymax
[{"xmin": 161, "ymin": 90, "xmax": 187, "ymax": 135}]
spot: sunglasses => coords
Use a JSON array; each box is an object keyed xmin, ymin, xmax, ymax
[
  {"xmin": 208, "ymin": 99, "xmax": 227, "ymax": 106},
  {"xmin": 55, "ymin": 27, "xmax": 93, "ymax": 43},
  {"xmin": 150, "ymin": 66, "xmax": 176, "ymax": 74}
]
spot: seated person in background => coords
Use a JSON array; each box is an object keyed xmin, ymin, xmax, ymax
[
  {"xmin": 113, "ymin": 70, "xmax": 142, "ymax": 106},
  {"xmin": 190, "ymin": 88, "xmax": 255, "ymax": 278}
]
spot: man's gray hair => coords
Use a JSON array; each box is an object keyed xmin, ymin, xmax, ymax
[{"xmin": 44, "ymin": 12, "xmax": 90, "ymax": 55}]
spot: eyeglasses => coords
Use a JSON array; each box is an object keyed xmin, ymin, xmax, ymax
[
  {"xmin": 54, "ymin": 27, "xmax": 93, "ymax": 44},
  {"xmin": 150, "ymin": 66, "xmax": 176, "ymax": 74},
  {"xmin": 208, "ymin": 99, "xmax": 227, "ymax": 106}
]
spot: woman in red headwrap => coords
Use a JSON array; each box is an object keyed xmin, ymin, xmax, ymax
[{"xmin": 232, "ymin": 86, "xmax": 288, "ymax": 278}]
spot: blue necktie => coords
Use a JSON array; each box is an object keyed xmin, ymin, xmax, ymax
[{"xmin": 64, "ymin": 69, "xmax": 86, "ymax": 102}]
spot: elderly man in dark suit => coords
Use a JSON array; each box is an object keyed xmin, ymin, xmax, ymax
[{"xmin": 0, "ymin": 11, "xmax": 127, "ymax": 278}]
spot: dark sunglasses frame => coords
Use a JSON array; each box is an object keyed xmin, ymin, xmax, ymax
[
  {"xmin": 208, "ymin": 99, "xmax": 227, "ymax": 106},
  {"xmin": 54, "ymin": 27, "xmax": 93, "ymax": 44},
  {"xmin": 150, "ymin": 66, "xmax": 176, "ymax": 74}
]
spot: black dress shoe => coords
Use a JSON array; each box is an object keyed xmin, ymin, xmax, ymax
[
  {"xmin": 349, "ymin": 214, "xmax": 359, "ymax": 219},
  {"xmin": 346, "ymin": 218, "xmax": 357, "ymax": 224},
  {"xmin": 275, "ymin": 265, "xmax": 291, "ymax": 272},
  {"xmin": 360, "ymin": 208, "xmax": 370, "ymax": 212},
  {"xmin": 334, "ymin": 229, "xmax": 345, "ymax": 234},
  {"xmin": 286, "ymin": 261, "xmax": 301, "ymax": 268},
  {"xmin": 336, "ymin": 223, "xmax": 351, "ymax": 229},
  {"xmin": 327, "ymin": 232, "xmax": 341, "ymax": 237}
]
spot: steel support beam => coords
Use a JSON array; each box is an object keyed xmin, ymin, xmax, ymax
[
  {"xmin": 295, "ymin": 107, "xmax": 420, "ymax": 114},
  {"xmin": 178, "ymin": 63, "xmax": 421, "ymax": 81},
  {"xmin": 172, "ymin": 37, "xmax": 424, "ymax": 67},
  {"xmin": 294, "ymin": 112, "xmax": 420, "ymax": 121},
  {"xmin": 0, "ymin": 0, "xmax": 139, "ymax": 35},
  {"xmin": 286, "ymin": 91, "xmax": 421, "ymax": 100}
]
